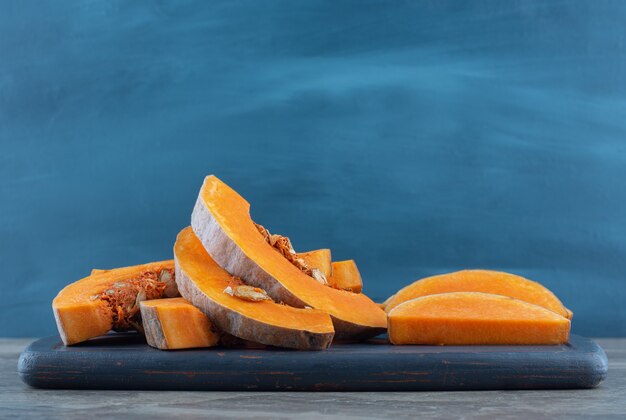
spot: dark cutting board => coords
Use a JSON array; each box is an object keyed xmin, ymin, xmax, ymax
[{"xmin": 18, "ymin": 333, "xmax": 607, "ymax": 391}]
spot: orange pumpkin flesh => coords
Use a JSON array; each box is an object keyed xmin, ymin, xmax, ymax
[
  {"xmin": 299, "ymin": 249, "xmax": 332, "ymax": 279},
  {"xmin": 53, "ymin": 261, "xmax": 176, "ymax": 345},
  {"xmin": 191, "ymin": 175, "xmax": 387, "ymax": 339},
  {"xmin": 385, "ymin": 269, "xmax": 572, "ymax": 319},
  {"xmin": 174, "ymin": 227, "xmax": 335, "ymax": 350},
  {"xmin": 388, "ymin": 292, "xmax": 570, "ymax": 345},
  {"xmin": 328, "ymin": 260, "xmax": 363, "ymax": 293},
  {"xmin": 140, "ymin": 298, "xmax": 220, "ymax": 350}
]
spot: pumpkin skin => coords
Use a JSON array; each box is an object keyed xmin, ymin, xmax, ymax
[
  {"xmin": 53, "ymin": 261, "xmax": 177, "ymax": 345},
  {"xmin": 328, "ymin": 260, "xmax": 363, "ymax": 293},
  {"xmin": 174, "ymin": 227, "xmax": 335, "ymax": 350},
  {"xmin": 388, "ymin": 292, "xmax": 571, "ymax": 345},
  {"xmin": 384, "ymin": 269, "xmax": 572, "ymax": 319},
  {"xmin": 299, "ymin": 249, "xmax": 332, "ymax": 279},
  {"xmin": 140, "ymin": 298, "xmax": 220, "ymax": 350},
  {"xmin": 190, "ymin": 175, "xmax": 387, "ymax": 340}
]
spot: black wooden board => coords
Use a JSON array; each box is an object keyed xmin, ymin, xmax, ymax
[{"xmin": 18, "ymin": 333, "xmax": 607, "ymax": 391}]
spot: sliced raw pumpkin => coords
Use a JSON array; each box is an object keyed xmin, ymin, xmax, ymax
[
  {"xmin": 53, "ymin": 261, "xmax": 177, "ymax": 345},
  {"xmin": 140, "ymin": 298, "xmax": 220, "ymax": 350},
  {"xmin": 174, "ymin": 227, "xmax": 335, "ymax": 350},
  {"xmin": 190, "ymin": 175, "xmax": 387, "ymax": 339},
  {"xmin": 388, "ymin": 292, "xmax": 571, "ymax": 345},
  {"xmin": 328, "ymin": 260, "xmax": 363, "ymax": 293},
  {"xmin": 299, "ymin": 249, "xmax": 332, "ymax": 279},
  {"xmin": 384, "ymin": 269, "xmax": 572, "ymax": 319}
]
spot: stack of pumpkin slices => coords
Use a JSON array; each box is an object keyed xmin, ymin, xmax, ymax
[
  {"xmin": 52, "ymin": 175, "xmax": 386, "ymax": 350},
  {"xmin": 382, "ymin": 270, "xmax": 572, "ymax": 345},
  {"xmin": 52, "ymin": 175, "xmax": 572, "ymax": 350}
]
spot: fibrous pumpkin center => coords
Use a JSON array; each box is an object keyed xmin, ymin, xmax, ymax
[
  {"xmin": 254, "ymin": 223, "xmax": 328, "ymax": 285},
  {"xmin": 95, "ymin": 269, "xmax": 174, "ymax": 330}
]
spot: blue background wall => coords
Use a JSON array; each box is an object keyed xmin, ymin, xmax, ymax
[{"xmin": 1, "ymin": 0, "xmax": 625, "ymax": 337}]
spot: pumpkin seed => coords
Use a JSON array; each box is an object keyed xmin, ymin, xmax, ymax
[
  {"xmin": 159, "ymin": 269, "xmax": 178, "ymax": 298},
  {"xmin": 134, "ymin": 289, "xmax": 147, "ymax": 307},
  {"xmin": 310, "ymin": 268, "xmax": 328, "ymax": 285},
  {"xmin": 231, "ymin": 285, "xmax": 272, "ymax": 302}
]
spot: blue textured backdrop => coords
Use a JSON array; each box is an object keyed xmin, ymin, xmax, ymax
[{"xmin": 1, "ymin": 1, "xmax": 625, "ymax": 337}]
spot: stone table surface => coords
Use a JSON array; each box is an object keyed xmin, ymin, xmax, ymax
[{"xmin": 1, "ymin": 338, "xmax": 625, "ymax": 419}]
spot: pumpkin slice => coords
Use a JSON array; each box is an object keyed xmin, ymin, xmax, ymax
[
  {"xmin": 328, "ymin": 260, "xmax": 363, "ymax": 293},
  {"xmin": 140, "ymin": 298, "xmax": 220, "ymax": 350},
  {"xmin": 190, "ymin": 175, "xmax": 387, "ymax": 339},
  {"xmin": 299, "ymin": 249, "xmax": 332, "ymax": 279},
  {"xmin": 53, "ymin": 261, "xmax": 177, "ymax": 345},
  {"xmin": 174, "ymin": 227, "xmax": 335, "ymax": 350},
  {"xmin": 384, "ymin": 269, "xmax": 572, "ymax": 319},
  {"xmin": 388, "ymin": 292, "xmax": 571, "ymax": 345}
]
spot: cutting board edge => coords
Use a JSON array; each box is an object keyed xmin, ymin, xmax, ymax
[{"xmin": 17, "ymin": 334, "xmax": 608, "ymax": 391}]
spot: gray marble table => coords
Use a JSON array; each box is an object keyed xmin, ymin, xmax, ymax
[{"xmin": 2, "ymin": 338, "xmax": 625, "ymax": 419}]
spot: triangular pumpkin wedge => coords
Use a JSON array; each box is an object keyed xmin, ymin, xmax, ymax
[
  {"xmin": 299, "ymin": 249, "xmax": 332, "ymax": 279},
  {"xmin": 190, "ymin": 175, "xmax": 387, "ymax": 339},
  {"xmin": 140, "ymin": 298, "xmax": 220, "ymax": 350},
  {"xmin": 328, "ymin": 260, "xmax": 363, "ymax": 293},
  {"xmin": 384, "ymin": 269, "xmax": 572, "ymax": 319},
  {"xmin": 174, "ymin": 227, "xmax": 335, "ymax": 350},
  {"xmin": 53, "ymin": 260, "xmax": 177, "ymax": 345},
  {"xmin": 388, "ymin": 292, "xmax": 571, "ymax": 345}
]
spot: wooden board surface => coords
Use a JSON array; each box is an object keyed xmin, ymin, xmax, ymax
[{"xmin": 18, "ymin": 333, "xmax": 607, "ymax": 391}]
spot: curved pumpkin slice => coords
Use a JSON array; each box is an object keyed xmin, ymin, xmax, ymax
[
  {"xmin": 53, "ymin": 261, "xmax": 176, "ymax": 345},
  {"xmin": 388, "ymin": 292, "xmax": 571, "ymax": 345},
  {"xmin": 328, "ymin": 260, "xmax": 363, "ymax": 293},
  {"xmin": 385, "ymin": 269, "xmax": 571, "ymax": 319},
  {"xmin": 140, "ymin": 298, "xmax": 220, "ymax": 350},
  {"xmin": 174, "ymin": 227, "xmax": 334, "ymax": 350},
  {"xmin": 190, "ymin": 175, "xmax": 387, "ymax": 339}
]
